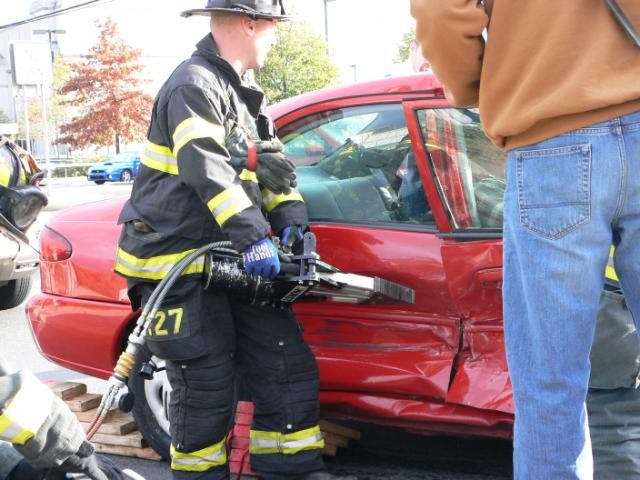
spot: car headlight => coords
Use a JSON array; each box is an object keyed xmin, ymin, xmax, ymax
[{"xmin": 0, "ymin": 185, "xmax": 48, "ymax": 231}]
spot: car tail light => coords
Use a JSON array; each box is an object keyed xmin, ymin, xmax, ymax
[{"xmin": 39, "ymin": 226, "xmax": 72, "ymax": 261}]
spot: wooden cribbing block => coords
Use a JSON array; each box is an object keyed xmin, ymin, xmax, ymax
[
  {"xmin": 50, "ymin": 381, "xmax": 163, "ymax": 462},
  {"xmin": 90, "ymin": 430, "xmax": 146, "ymax": 448},
  {"xmin": 80, "ymin": 415, "xmax": 137, "ymax": 436},
  {"xmin": 74, "ymin": 406, "xmax": 119, "ymax": 423},
  {"xmin": 50, "ymin": 381, "xmax": 87, "ymax": 400},
  {"xmin": 323, "ymin": 432, "xmax": 349, "ymax": 448},
  {"xmin": 319, "ymin": 420, "xmax": 361, "ymax": 440},
  {"xmin": 319, "ymin": 420, "xmax": 361, "ymax": 457},
  {"xmin": 94, "ymin": 443, "xmax": 163, "ymax": 461},
  {"xmin": 322, "ymin": 443, "xmax": 337, "ymax": 456},
  {"xmin": 65, "ymin": 393, "xmax": 102, "ymax": 412}
]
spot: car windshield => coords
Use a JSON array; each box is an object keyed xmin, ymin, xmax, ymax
[{"xmin": 108, "ymin": 152, "xmax": 138, "ymax": 163}]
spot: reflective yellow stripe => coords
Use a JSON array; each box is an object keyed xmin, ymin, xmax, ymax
[
  {"xmin": 0, "ymin": 372, "xmax": 54, "ymax": 445},
  {"xmin": 249, "ymin": 425, "xmax": 325, "ymax": 455},
  {"xmin": 0, "ymin": 162, "xmax": 11, "ymax": 187},
  {"xmin": 207, "ymin": 184, "xmax": 253, "ymax": 226},
  {"xmin": 170, "ymin": 439, "xmax": 227, "ymax": 472},
  {"xmin": 173, "ymin": 116, "xmax": 226, "ymax": 157},
  {"xmin": 114, "ymin": 247, "xmax": 205, "ymax": 281},
  {"xmin": 606, "ymin": 246, "xmax": 619, "ymax": 282},
  {"xmin": 239, "ymin": 169, "xmax": 258, "ymax": 183},
  {"xmin": 141, "ymin": 141, "xmax": 179, "ymax": 175},
  {"xmin": 262, "ymin": 189, "xmax": 304, "ymax": 213}
]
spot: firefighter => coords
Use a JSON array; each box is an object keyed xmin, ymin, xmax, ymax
[
  {"xmin": 114, "ymin": 1, "xmax": 355, "ymax": 479},
  {"xmin": 0, "ymin": 140, "xmax": 127, "ymax": 480},
  {"xmin": 0, "ymin": 355, "xmax": 125, "ymax": 479}
]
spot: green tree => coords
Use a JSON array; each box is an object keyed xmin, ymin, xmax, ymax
[
  {"xmin": 395, "ymin": 25, "xmax": 416, "ymax": 63},
  {"xmin": 0, "ymin": 109, "xmax": 10, "ymax": 123},
  {"xmin": 58, "ymin": 18, "xmax": 153, "ymax": 153},
  {"xmin": 255, "ymin": 21, "xmax": 338, "ymax": 103}
]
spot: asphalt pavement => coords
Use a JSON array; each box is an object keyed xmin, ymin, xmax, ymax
[{"xmin": 3, "ymin": 177, "xmax": 513, "ymax": 479}]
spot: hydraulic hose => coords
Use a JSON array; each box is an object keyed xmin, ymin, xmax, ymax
[{"xmin": 86, "ymin": 241, "xmax": 233, "ymax": 439}]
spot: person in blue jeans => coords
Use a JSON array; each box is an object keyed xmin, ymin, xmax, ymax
[{"xmin": 411, "ymin": 1, "xmax": 640, "ymax": 478}]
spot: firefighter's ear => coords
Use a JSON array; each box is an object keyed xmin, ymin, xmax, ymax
[{"xmin": 240, "ymin": 16, "xmax": 255, "ymax": 35}]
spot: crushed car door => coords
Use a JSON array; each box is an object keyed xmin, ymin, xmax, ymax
[
  {"xmin": 276, "ymin": 99, "xmax": 462, "ymax": 411},
  {"xmin": 406, "ymin": 103, "xmax": 513, "ymax": 415}
]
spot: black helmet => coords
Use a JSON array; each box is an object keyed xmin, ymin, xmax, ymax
[{"xmin": 181, "ymin": 0, "xmax": 291, "ymax": 20}]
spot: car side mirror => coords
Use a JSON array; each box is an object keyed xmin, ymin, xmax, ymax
[{"xmin": 0, "ymin": 185, "xmax": 48, "ymax": 231}]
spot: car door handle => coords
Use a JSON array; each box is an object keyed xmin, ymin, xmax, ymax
[{"xmin": 473, "ymin": 268, "xmax": 502, "ymax": 289}]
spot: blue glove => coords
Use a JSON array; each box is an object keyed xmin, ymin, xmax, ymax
[
  {"xmin": 243, "ymin": 238, "xmax": 280, "ymax": 279},
  {"xmin": 281, "ymin": 225, "xmax": 305, "ymax": 254}
]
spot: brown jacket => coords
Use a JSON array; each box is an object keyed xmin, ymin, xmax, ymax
[{"xmin": 411, "ymin": 0, "xmax": 640, "ymax": 150}]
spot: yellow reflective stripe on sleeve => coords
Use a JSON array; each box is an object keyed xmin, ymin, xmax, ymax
[
  {"xmin": 239, "ymin": 169, "xmax": 258, "ymax": 183},
  {"xmin": 262, "ymin": 189, "xmax": 304, "ymax": 213},
  {"xmin": 249, "ymin": 425, "xmax": 325, "ymax": 455},
  {"xmin": 114, "ymin": 247, "xmax": 206, "ymax": 281},
  {"xmin": 605, "ymin": 246, "xmax": 619, "ymax": 282},
  {"xmin": 0, "ymin": 371, "xmax": 54, "ymax": 445},
  {"xmin": 141, "ymin": 141, "xmax": 179, "ymax": 175},
  {"xmin": 170, "ymin": 439, "xmax": 227, "ymax": 472},
  {"xmin": 173, "ymin": 116, "xmax": 226, "ymax": 157},
  {"xmin": 207, "ymin": 184, "xmax": 253, "ymax": 226},
  {"xmin": 0, "ymin": 162, "xmax": 11, "ymax": 187}
]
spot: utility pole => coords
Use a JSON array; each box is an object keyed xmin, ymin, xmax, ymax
[
  {"xmin": 33, "ymin": 29, "xmax": 65, "ymax": 194},
  {"xmin": 33, "ymin": 29, "xmax": 66, "ymax": 64},
  {"xmin": 323, "ymin": 0, "xmax": 336, "ymax": 55}
]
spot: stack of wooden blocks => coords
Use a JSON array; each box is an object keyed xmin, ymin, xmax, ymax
[
  {"xmin": 50, "ymin": 381, "xmax": 162, "ymax": 461},
  {"xmin": 50, "ymin": 382, "xmax": 360, "ymax": 471}
]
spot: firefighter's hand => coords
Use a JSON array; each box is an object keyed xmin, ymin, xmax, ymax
[
  {"xmin": 243, "ymin": 238, "xmax": 281, "ymax": 279},
  {"xmin": 55, "ymin": 441, "xmax": 108, "ymax": 480},
  {"xmin": 255, "ymin": 140, "xmax": 297, "ymax": 195},
  {"xmin": 280, "ymin": 225, "xmax": 306, "ymax": 254}
]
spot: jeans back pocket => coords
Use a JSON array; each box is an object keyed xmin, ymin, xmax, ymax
[{"xmin": 516, "ymin": 143, "xmax": 591, "ymax": 239}]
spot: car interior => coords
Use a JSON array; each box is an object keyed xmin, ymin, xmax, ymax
[{"xmin": 280, "ymin": 104, "xmax": 435, "ymax": 226}]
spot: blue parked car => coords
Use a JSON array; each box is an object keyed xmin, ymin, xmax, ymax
[{"xmin": 87, "ymin": 152, "xmax": 141, "ymax": 184}]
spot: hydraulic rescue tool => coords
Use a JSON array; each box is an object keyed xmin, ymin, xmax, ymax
[{"xmin": 86, "ymin": 232, "xmax": 415, "ymax": 439}]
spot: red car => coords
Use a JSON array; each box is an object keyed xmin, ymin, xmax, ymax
[{"xmin": 26, "ymin": 74, "xmax": 512, "ymax": 457}]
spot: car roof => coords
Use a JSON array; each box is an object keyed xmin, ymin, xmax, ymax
[{"xmin": 267, "ymin": 73, "xmax": 444, "ymax": 120}]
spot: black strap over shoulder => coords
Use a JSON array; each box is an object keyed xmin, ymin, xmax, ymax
[{"xmin": 605, "ymin": 0, "xmax": 640, "ymax": 47}]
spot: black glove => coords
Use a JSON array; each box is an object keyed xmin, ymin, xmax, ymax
[
  {"xmin": 280, "ymin": 225, "xmax": 306, "ymax": 254},
  {"xmin": 52, "ymin": 441, "xmax": 108, "ymax": 480},
  {"xmin": 9, "ymin": 459, "xmax": 55, "ymax": 480},
  {"xmin": 255, "ymin": 140, "xmax": 297, "ymax": 195}
]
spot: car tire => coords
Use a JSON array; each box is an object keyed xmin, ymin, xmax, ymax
[
  {"xmin": 0, "ymin": 277, "xmax": 32, "ymax": 311},
  {"xmin": 94, "ymin": 180, "xmax": 106, "ymax": 185},
  {"xmin": 128, "ymin": 345, "xmax": 171, "ymax": 459},
  {"xmin": 120, "ymin": 169, "xmax": 133, "ymax": 182}
]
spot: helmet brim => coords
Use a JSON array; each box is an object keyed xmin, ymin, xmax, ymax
[{"xmin": 181, "ymin": 7, "xmax": 292, "ymax": 20}]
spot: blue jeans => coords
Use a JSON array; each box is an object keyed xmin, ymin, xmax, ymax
[{"xmin": 503, "ymin": 111, "xmax": 640, "ymax": 479}]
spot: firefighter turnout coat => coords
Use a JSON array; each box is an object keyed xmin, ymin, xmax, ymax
[{"xmin": 115, "ymin": 33, "xmax": 307, "ymax": 283}]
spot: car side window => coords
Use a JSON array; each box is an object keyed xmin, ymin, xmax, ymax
[
  {"xmin": 416, "ymin": 108, "xmax": 506, "ymax": 229},
  {"xmin": 278, "ymin": 104, "xmax": 434, "ymax": 226}
]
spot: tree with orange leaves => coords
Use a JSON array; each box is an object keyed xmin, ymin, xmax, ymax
[{"xmin": 58, "ymin": 18, "xmax": 153, "ymax": 153}]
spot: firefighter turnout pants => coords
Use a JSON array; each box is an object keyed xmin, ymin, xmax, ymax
[{"xmin": 135, "ymin": 279, "xmax": 325, "ymax": 480}]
